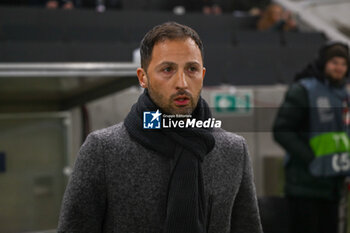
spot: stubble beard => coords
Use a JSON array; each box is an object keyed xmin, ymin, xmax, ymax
[
  {"xmin": 147, "ymin": 79, "xmax": 201, "ymax": 115},
  {"xmin": 325, "ymin": 70, "xmax": 346, "ymax": 83}
]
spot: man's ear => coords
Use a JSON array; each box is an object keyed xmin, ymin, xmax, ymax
[
  {"xmin": 202, "ymin": 67, "xmax": 206, "ymax": 80},
  {"xmin": 137, "ymin": 68, "xmax": 148, "ymax": 88}
]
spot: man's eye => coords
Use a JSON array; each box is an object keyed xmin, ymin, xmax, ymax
[
  {"xmin": 188, "ymin": 66, "xmax": 198, "ymax": 72},
  {"xmin": 163, "ymin": 67, "xmax": 173, "ymax": 72}
]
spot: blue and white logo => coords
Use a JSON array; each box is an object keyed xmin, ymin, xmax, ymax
[{"xmin": 143, "ymin": 110, "xmax": 162, "ymax": 129}]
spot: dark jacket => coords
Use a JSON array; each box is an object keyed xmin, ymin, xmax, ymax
[
  {"xmin": 58, "ymin": 123, "xmax": 263, "ymax": 233},
  {"xmin": 273, "ymin": 63, "xmax": 345, "ymax": 200}
]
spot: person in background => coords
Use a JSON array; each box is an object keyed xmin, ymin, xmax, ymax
[
  {"xmin": 257, "ymin": 3, "xmax": 296, "ymax": 31},
  {"xmin": 46, "ymin": 0, "xmax": 74, "ymax": 9},
  {"xmin": 273, "ymin": 42, "xmax": 350, "ymax": 233},
  {"xmin": 232, "ymin": 0, "xmax": 270, "ymax": 16},
  {"xmin": 201, "ymin": 0, "xmax": 223, "ymax": 15},
  {"xmin": 168, "ymin": 0, "xmax": 227, "ymax": 15}
]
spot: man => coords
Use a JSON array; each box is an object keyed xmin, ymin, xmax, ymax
[
  {"xmin": 273, "ymin": 42, "xmax": 350, "ymax": 233},
  {"xmin": 58, "ymin": 22, "xmax": 262, "ymax": 233},
  {"xmin": 46, "ymin": 0, "xmax": 74, "ymax": 9}
]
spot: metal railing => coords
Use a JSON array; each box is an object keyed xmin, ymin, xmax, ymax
[{"xmin": 0, "ymin": 62, "xmax": 139, "ymax": 78}]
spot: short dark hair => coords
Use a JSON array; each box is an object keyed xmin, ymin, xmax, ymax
[{"xmin": 140, "ymin": 22, "xmax": 204, "ymax": 71}]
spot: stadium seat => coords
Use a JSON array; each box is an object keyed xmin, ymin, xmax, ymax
[
  {"xmin": 234, "ymin": 31, "xmax": 281, "ymax": 47},
  {"xmin": 282, "ymin": 32, "xmax": 326, "ymax": 47}
]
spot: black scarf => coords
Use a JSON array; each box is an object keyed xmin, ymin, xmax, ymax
[{"xmin": 124, "ymin": 89, "xmax": 215, "ymax": 233}]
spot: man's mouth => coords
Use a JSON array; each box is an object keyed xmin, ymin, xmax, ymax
[
  {"xmin": 174, "ymin": 95, "xmax": 190, "ymax": 106},
  {"xmin": 332, "ymin": 71, "xmax": 344, "ymax": 79}
]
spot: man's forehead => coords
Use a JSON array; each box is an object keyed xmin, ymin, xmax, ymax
[
  {"xmin": 154, "ymin": 37, "xmax": 196, "ymax": 46},
  {"xmin": 153, "ymin": 37, "xmax": 201, "ymax": 53},
  {"xmin": 328, "ymin": 57, "xmax": 347, "ymax": 63},
  {"xmin": 150, "ymin": 38, "xmax": 203, "ymax": 63}
]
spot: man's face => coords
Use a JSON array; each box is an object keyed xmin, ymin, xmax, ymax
[
  {"xmin": 270, "ymin": 5, "xmax": 283, "ymax": 23},
  {"xmin": 137, "ymin": 38, "xmax": 205, "ymax": 115},
  {"xmin": 324, "ymin": 57, "xmax": 348, "ymax": 81}
]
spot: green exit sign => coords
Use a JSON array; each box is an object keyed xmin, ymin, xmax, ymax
[{"xmin": 212, "ymin": 90, "xmax": 253, "ymax": 114}]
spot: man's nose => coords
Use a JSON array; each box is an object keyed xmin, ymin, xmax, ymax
[{"xmin": 175, "ymin": 70, "xmax": 188, "ymax": 89}]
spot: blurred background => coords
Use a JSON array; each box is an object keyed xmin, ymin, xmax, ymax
[{"xmin": 0, "ymin": 0, "xmax": 350, "ymax": 232}]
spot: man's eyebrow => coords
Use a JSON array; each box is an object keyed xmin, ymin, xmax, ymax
[
  {"xmin": 185, "ymin": 61, "xmax": 201, "ymax": 66},
  {"xmin": 155, "ymin": 61, "xmax": 201, "ymax": 69},
  {"xmin": 155, "ymin": 61, "xmax": 177, "ymax": 69}
]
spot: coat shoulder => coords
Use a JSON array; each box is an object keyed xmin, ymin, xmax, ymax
[
  {"xmin": 211, "ymin": 128, "xmax": 247, "ymax": 165},
  {"xmin": 90, "ymin": 121, "xmax": 125, "ymax": 137},
  {"xmin": 213, "ymin": 128, "xmax": 246, "ymax": 151},
  {"xmin": 88, "ymin": 122, "xmax": 129, "ymax": 144}
]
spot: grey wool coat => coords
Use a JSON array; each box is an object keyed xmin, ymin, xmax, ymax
[{"xmin": 58, "ymin": 122, "xmax": 263, "ymax": 233}]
